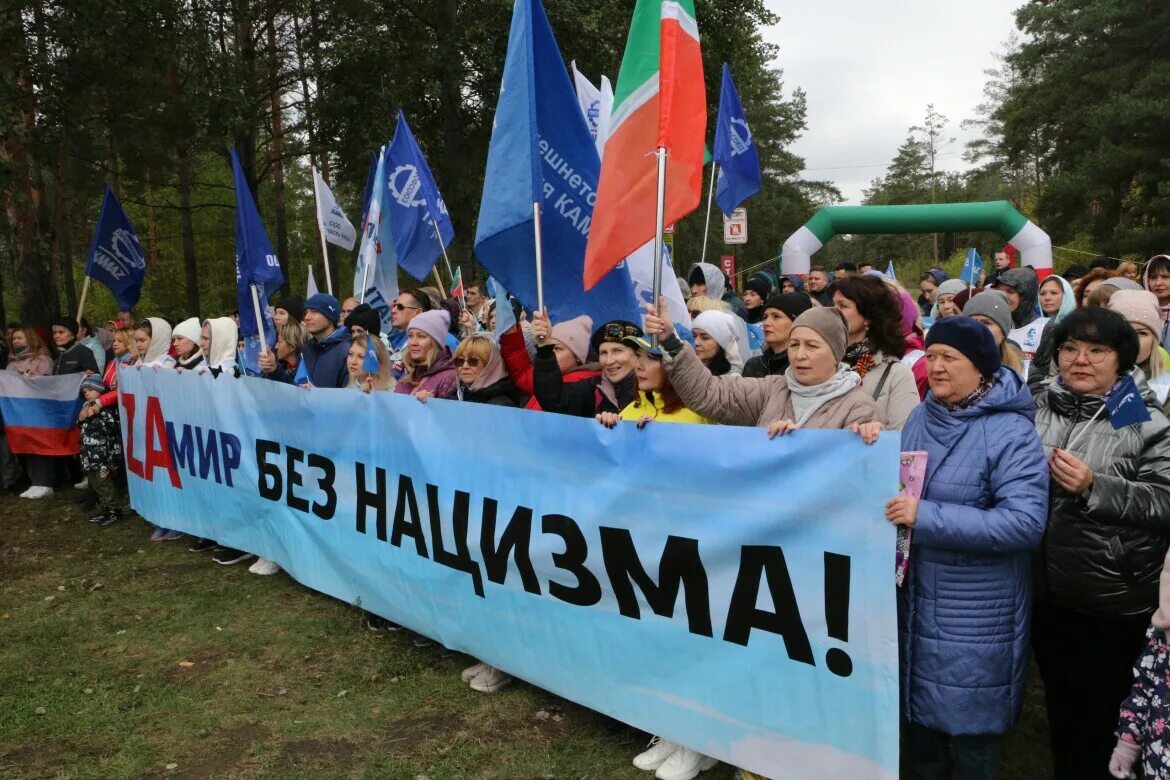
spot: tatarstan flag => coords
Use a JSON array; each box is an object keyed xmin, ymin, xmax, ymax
[{"xmin": 583, "ymin": 0, "xmax": 706, "ymax": 290}]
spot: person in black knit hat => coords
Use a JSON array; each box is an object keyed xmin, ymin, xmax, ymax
[{"xmin": 742, "ymin": 293, "xmax": 814, "ymax": 378}]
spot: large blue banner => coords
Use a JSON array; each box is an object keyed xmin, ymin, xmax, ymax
[{"xmin": 118, "ymin": 367, "xmax": 900, "ymax": 779}]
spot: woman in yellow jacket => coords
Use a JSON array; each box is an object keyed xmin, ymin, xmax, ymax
[{"xmin": 596, "ymin": 334, "xmax": 709, "ymax": 429}]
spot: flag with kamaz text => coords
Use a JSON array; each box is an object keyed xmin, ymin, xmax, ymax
[{"xmin": 84, "ymin": 185, "xmax": 146, "ymax": 311}]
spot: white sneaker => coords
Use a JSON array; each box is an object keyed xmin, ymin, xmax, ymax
[
  {"xmin": 73, "ymin": 479, "xmax": 89, "ymax": 489},
  {"xmin": 655, "ymin": 748, "xmax": 716, "ymax": 780},
  {"xmin": 469, "ymin": 664, "xmax": 512, "ymax": 693},
  {"xmin": 22, "ymin": 486, "xmax": 54, "ymax": 499},
  {"xmin": 247, "ymin": 557, "xmax": 281, "ymax": 576},
  {"xmin": 461, "ymin": 662, "xmax": 488, "ymax": 683},
  {"xmin": 19, "ymin": 486, "xmax": 36, "ymax": 498},
  {"xmin": 633, "ymin": 737, "xmax": 681, "ymax": 771}
]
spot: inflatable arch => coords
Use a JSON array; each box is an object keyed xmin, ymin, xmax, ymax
[{"xmin": 781, "ymin": 201, "xmax": 1052, "ymax": 278}]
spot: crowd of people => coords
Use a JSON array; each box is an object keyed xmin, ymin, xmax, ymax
[{"xmin": 4, "ymin": 253, "xmax": 1170, "ymax": 780}]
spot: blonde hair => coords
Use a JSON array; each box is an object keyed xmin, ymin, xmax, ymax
[
  {"xmin": 401, "ymin": 335, "xmax": 440, "ymax": 386},
  {"xmin": 686, "ymin": 294, "xmax": 730, "ymax": 317},
  {"xmin": 18, "ymin": 327, "xmax": 49, "ymax": 358},
  {"xmin": 276, "ymin": 321, "xmax": 310, "ymax": 355},
  {"xmin": 350, "ymin": 334, "xmax": 394, "ymax": 391},
  {"xmin": 113, "ymin": 328, "xmax": 139, "ymax": 361},
  {"xmin": 453, "ymin": 336, "xmax": 492, "ymax": 365},
  {"xmin": 1001, "ymin": 340, "xmax": 1025, "ymax": 375},
  {"xmin": 1117, "ymin": 260, "xmax": 1139, "ymax": 278}
]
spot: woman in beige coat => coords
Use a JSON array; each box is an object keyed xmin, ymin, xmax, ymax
[{"xmin": 645, "ymin": 303, "xmax": 883, "ymax": 436}]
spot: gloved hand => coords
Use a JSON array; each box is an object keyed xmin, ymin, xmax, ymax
[{"xmin": 1109, "ymin": 738, "xmax": 1140, "ymax": 779}]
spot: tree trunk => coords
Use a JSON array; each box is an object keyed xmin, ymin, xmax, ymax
[
  {"xmin": 145, "ymin": 172, "xmax": 160, "ymax": 267},
  {"xmin": 56, "ymin": 132, "xmax": 77, "ymax": 315},
  {"xmin": 266, "ymin": 10, "xmax": 290, "ymax": 296},
  {"xmin": 176, "ymin": 144, "xmax": 200, "ymax": 317}
]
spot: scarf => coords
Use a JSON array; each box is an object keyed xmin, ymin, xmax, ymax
[
  {"xmin": 944, "ymin": 377, "xmax": 995, "ymax": 411},
  {"xmin": 844, "ymin": 342, "xmax": 876, "ymax": 377},
  {"xmin": 785, "ymin": 365, "xmax": 861, "ymax": 427}
]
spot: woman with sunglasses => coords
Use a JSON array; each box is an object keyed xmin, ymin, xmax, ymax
[
  {"xmin": 1031, "ymin": 307, "xmax": 1170, "ymax": 777},
  {"xmin": 453, "ymin": 334, "xmax": 526, "ymax": 407}
]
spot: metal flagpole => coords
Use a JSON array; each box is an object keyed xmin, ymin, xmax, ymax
[
  {"xmin": 650, "ymin": 146, "xmax": 668, "ymax": 348},
  {"xmin": 699, "ymin": 161, "xmax": 717, "ymax": 267},
  {"xmin": 249, "ymin": 284, "xmax": 271, "ymax": 356},
  {"xmin": 533, "ymin": 202, "xmax": 546, "ymax": 313},
  {"xmin": 76, "ymin": 276, "xmax": 92, "ymax": 324},
  {"xmin": 429, "ymin": 216, "xmax": 464, "ymax": 310},
  {"xmin": 358, "ymin": 252, "xmax": 371, "ymax": 304},
  {"xmin": 311, "ymin": 166, "xmax": 334, "ymax": 296}
]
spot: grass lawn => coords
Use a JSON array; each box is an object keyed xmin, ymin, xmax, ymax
[{"xmin": 1, "ymin": 491, "xmax": 1051, "ymax": 779}]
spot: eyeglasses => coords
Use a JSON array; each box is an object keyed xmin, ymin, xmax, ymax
[
  {"xmin": 393, "ymin": 303, "xmax": 420, "ymax": 312},
  {"xmin": 453, "ymin": 357, "xmax": 483, "ymax": 368},
  {"xmin": 1057, "ymin": 343, "xmax": 1115, "ymax": 365}
]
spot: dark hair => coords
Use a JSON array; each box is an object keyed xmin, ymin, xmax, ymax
[
  {"xmin": 706, "ymin": 349, "xmax": 732, "ymax": 377},
  {"xmin": 403, "ymin": 288, "xmax": 434, "ymax": 312},
  {"xmin": 1147, "ymin": 255, "xmax": 1170, "ymax": 279},
  {"xmin": 466, "ymin": 281, "xmax": 485, "ymax": 296},
  {"xmin": 134, "ymin": 319, "xmax": 153, "ymax": 335},
  {"xmin": 1051, "ymin": 307, "xmax": 1138, "ymax": 375},
  {"xmin": 1073, "ymin": 267, "xmax": 1116, "ymax": 309},
  {"xmin": 830, "ymin": 275, "xmax": 906, "ymax": 357},
  {"xmin": 78, "ymin": 317, "xmax": 92, "ymax": 336},
  {"xmin": 834, "ymin": 262, "xmax": 857, "ymax": 273}
]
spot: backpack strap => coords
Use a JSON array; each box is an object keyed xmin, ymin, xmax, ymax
[{"xmin": 871, "ymin": 362, "xmax": 895, "ymax": 400}]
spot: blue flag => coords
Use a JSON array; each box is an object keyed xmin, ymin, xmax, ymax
[
  {"xmin": 713, "ymin": 63, "xmax": 762, "ymax": 218},
  {"xmin": 1107, "ymin": 374, "xmax": 1152, "ymax": 430},
  {"xmin": 84, "ymin": 185, "xmax": 146, "ymax": 311},
  {"xmin": 488, "ymin": 276, "xmax": 517, "ymax": 337},
  {"xmin": 385, "ymin": 110, "xmax": 455, "ymax": 281},
  {"xmin": 231, "ymin": 148, "xmax": 285, "ymax": 343},
  {"xmin": 362, "ymin": 334, "xmax": 380, "ymax": 375},
  {"xmin": 473, "ymin": 0, "xmax": 640, "ymax": 329},
  {"xmin": 359, "ymin": 151, "xmax": 377, "ymax": 229},
  {"xmin": 960, "ymin": 248, "xmax": 983, "ymax": 285},
  {"xmin": 885, "ymin": 260, "xmax": 895, "ymax": 280},
  {"xmin": 353, "ymin": 147, "xmax": 399, "ymax": 334}
]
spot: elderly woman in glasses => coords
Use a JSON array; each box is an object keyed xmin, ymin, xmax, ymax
[
  {"xmin": 453, "ymin": 334, "xmax": 526, "ymax": 407},
  {"xmin": 1030, "ymin": 307, "xmax": 1170, "ymax": 777}
]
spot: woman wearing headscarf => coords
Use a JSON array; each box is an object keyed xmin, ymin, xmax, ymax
[
  {"xmin": 690, "ymin": 310, "xmax": 747, "ymax": 376},
  {"xmin": 394, "ymin": 310, "xmax": 457, "ymax": 401},
  {"xmin": 895, "ymin": 317, "xmax": 1048, "ymax": 778},
  {"xmin": 529, "ymin": 313, "xmax": 641, "ymax": 416},
  {"xmin": 133, "ymin": 318, "xmax": 175, "ymax": 368},
  {"xmin": 1142, "ymin": 254, "xmax": 1170, "ymax": 350},
  {"xmin": 200, "ymin": 317, "xmax": 239, "ymax": 377},
  {"xmin": 1039, "ymin": 275, "xmax": 1076, "ymax": 322},
  {"xmin": 831, "ymin": 275, "xmax": 920, "ymax": 430},
  {"xmin": 1031, "ymin": 307, "xmax": 1170, "ymax": 777},
  {"xmin": 453, "ymin": 334, "xmax": 526, "ymax": 407},
  {"xmin": 171, "ymin": 318, "xmax": 205, "ymax": 371},
  {"xmin": 930, "ymin": 279, "xmax": 967, "ymax": 320},
  {"xmin": 742, "ymin": 294, "xmax": 813, "ymax": 378}
]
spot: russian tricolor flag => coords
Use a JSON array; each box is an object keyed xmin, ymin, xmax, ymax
[{"xmin": 0, "ymin": 371, "xmax": 85, "ymax": 456}]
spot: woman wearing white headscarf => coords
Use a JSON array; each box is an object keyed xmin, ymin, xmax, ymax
[
  {"xmin": 133, "ymin": 318, "xmax": 175, "ymax": 369},
  {"xmin": 690, "ymin": 310, "xmax": 748, "ymax": 376}
]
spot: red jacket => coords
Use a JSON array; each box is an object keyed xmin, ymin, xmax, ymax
[
  {"xmin": 499, "ymin": 326, "xmax": 599, "ymax": 411},
  {"xmin": 98, "ymin": 359, "xmax": 122, "ymax": 408}
]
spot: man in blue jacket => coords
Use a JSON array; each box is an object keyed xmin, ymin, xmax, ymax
[{"xmin": 299, "ymin": 294, "xmax": 350, "ymax": 388}]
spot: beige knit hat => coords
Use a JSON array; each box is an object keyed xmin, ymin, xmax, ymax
[
  {"xmin": 1108, "ymin": 289, "xmax": 1162, "ymax": 338},
  {"xmin": 790, "ymin": 307, "xmax": 849, "ymax": 362}
]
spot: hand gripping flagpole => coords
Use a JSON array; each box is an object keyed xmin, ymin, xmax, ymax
[
  {"xmin": 311, "ymin": 166, "xmax": 334, "ymax": 296},
  {"xmin": 533, "ymin": 202, "xmax": 546, "ymax": 313},
  {"xmin": 249, "ymin": 284, "xmax": 271, "ymax": 356},
  {"xmin": 699, "ymin": 162, "xmax": 717, "ymax": 267},
  {"xmin": 650, "ymin": 146, "xmax": 668, "ymax": 348}
]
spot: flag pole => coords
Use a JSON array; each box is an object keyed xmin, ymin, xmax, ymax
[
  {"xmin": 76, "ymin": 276, "xmax": 92, "ymax": 324},
  {"xmin": 650, "ymin": 146, "xmax": 668, "ymax": 348},
  {"xmin": 249, "ymin": 284, "xmax": 271, "ymax": 356},
  {"xmin": 533, "ymin": 202, "xmax": 546, "ymax": 313},
  {"xmin": 431, "ymin": 267, "xmax": 446, "ymax": 293},
  {"xmin": 699, "ymin": 162, "xmax": 717, "ymax": 267},
  {"xmin": 311, "ymin": 166, "xmax": 334, "ymax": 296}
]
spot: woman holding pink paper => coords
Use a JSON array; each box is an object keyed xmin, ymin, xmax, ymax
[{"xmin": 892, "ymin": 316, "xmax": 1049, "ymax": 779}]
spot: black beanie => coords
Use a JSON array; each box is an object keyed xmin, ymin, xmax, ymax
[
  {"xmin": 275, "ymin": 295, "xmax": 306, "ymax": 323},
  {"xmin": 743, "ymin": 277, "xmax": 773, "ymax": 300},
  {"xmin": 925, "ymin": 316, "xmax": 1001, "ymax": 380},
  {"xmin": 763, "ymin": 292, "xmax": 813, "ymax": 323},
  {"xmin": 51, "ymin": 317, "xmax": 79, "ymax": 337},
  {"xmin": 590, "ymin": 320, "xmax": 643, "ymax": 354},
  {"xmin": 346, "ymin": 303, "xmax": 381, "ymax": 337}
]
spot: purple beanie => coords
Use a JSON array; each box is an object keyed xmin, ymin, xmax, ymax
[{"xmin": 407, "ymin": 309, "xmax": 451, "ymax": 348}]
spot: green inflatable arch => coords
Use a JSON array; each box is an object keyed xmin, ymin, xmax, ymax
[{"xmin": 781, "ymin": 201, "xmax": 1052, "ymax": 277}]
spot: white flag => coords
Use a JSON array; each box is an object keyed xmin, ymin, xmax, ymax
[
  {"xmin": 306, "ymin": 265, "xmax": 319, "ymax": 297},
  {"xmin": 625, "ymin": 241, "xmax": 691, "ymax": 330},
  {"xmin": 353, "ymin": 148, "xmax": 398, "ymax": 333},
  {"xmin": 570, "ymin": 62, "xmax": 612, "ymax": 161},
  {"xmin": 313, "ymin": 166, "xmax": 357, "ymax": 251}
]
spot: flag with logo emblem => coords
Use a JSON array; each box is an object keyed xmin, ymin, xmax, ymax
[
  {"xmin": 384, "ymin": 110, "xmax": 455, "ymax": 281},
  {"xmin": 713, "ymin": 63, "xmax": 760, "ymax": 217}
]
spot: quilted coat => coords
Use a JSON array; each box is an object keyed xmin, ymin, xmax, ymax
[
  {"xmin": 1033, "ymin": 374, "xmax": 1170, "ymax": 618},
  {"xmin": 899, "ymin": 367, "xmax": 1049, "ymax": 735}
]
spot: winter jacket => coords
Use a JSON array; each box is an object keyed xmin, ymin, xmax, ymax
[
  {"xmin": 903, "ymin": 333, "xmax": 929, "ymax": 400},
  {"xmin": 302, "ymin": 326, "xmax": 351, "ymax": 388},
  {"xmin": 618, "ymin": 391, "xmax": 708, "ymax": 425},
  {"xmin": 533, "ymin": 344, "xmax": 636, "ymax": 417},
  {"xmin": 98, "ymin": 357, "xmax": 133, "ymax": 408},
  {"xmin": 499, "ymin": 325, "xmax": 600, "ymax": 411},
  {"xmin": 665, "ymin": 341, "xmax": 881, "ymax": 429},
  {"xmin": 460, "ymin": 375, "xmax": 526, "ymax": 408},
  {"xmin": 742, "ymin": 348, "xmax": 789, "ymax": 379},
  {"xmin": 898, "ymin": 367, "xmax": 1049, "ymax": 736},
  {"xmin": 80, "ymin": 405, "xmax": 123, "ymax": 473},
  {"xmin": 1115, "ymin": 626, "xmax": 1170, "ymax": 778},
  {"xmin": 6, "ymin": 349, "xmax": 53, "ymax": 377},
  {"xmin": 394, "ymin": 349, "xmax": 457, "ymax": 399},
  {"xmin": 53, "ymin": 340, "xmax": 99, "ymax": 376},
  {"xmin": 1034, "ymin": 375, "xmax": 1170, "ymax": 618},
  {"xmin": 858, "ymin": 352, "xmax": 920, "ymax": 431},
  {"xmin": 80, "ymin": 335, "xmax": 107, "ymax": 373}
]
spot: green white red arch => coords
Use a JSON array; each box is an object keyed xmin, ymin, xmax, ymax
[{"xmin": 781, "ymin": 201, "xmax": 1052, "ymax": 278}]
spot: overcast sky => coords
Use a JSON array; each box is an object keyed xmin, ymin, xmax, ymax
[{"xmin": 762, "ymin": 0, "xmax": 1024, "ymax": 203}]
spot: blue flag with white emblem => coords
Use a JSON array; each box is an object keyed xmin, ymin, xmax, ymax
[
  {"xmin": 713, "ymin": 63, "xmax": 761, "ymax": 218},
  {"xmin": 960, "ymin": 248, "xmax": 984, "ymax": 285},
  {"xmin": 1107, "ymin": 374, "xmax": 1152, "ymax": 429},
  {"xmin": 84, "ymin": 185, "xmax": 146, "ymax": 312},
  {"xmin": 473, "ymin": 0, "xmax": 639, "ymax": 328},
  {"xmin": 385, "ymin": 110, "xmax": 455, "ymax": 281},
  {"xmin": 230, "ymin": 148, "xmax": 284, "ymax": 341}
]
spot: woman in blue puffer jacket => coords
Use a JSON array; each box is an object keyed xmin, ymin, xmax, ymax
[{"xmin": 888, "ymin": 317, "xmax": 1049, "ymax": 778}]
